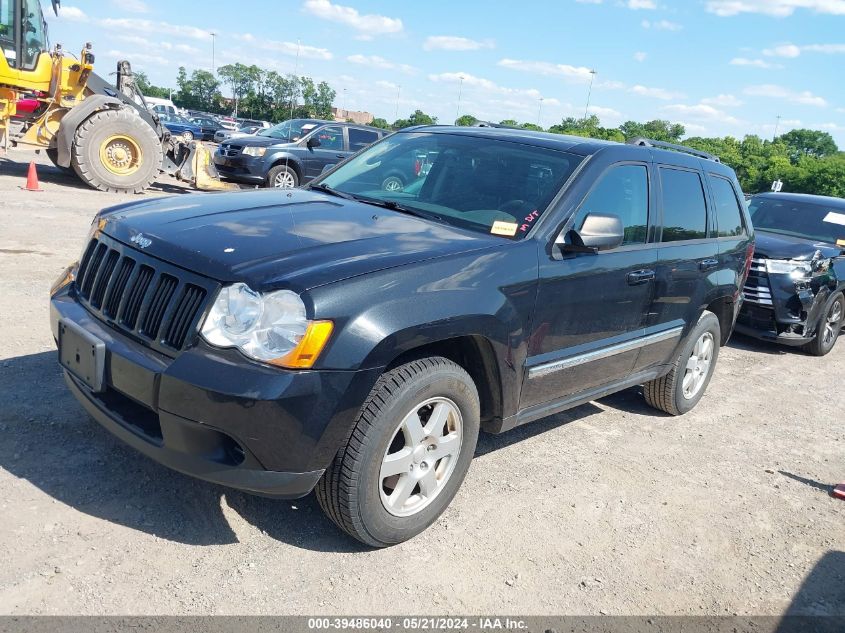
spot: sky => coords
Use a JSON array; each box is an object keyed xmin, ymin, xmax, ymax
[{"xmin": 45, "ymin": 0, "xmax": 845, "ymax": 145}]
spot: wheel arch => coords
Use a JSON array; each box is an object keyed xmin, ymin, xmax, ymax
[
  {"xmin": 268, "ymin": 154, "xmax": 304, "ymax": 180},
  {"xmin": 704, "ymin": 295, "xmax": 738, "ymax": 346},
  {"xmin": 54, "ymin": 95, "xmax": 123, "ymax": 168}
]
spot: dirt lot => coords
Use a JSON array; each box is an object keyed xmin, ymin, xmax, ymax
[{"xmin": 0, "ymin": 150, "xmax": 843, "ymax": 616}]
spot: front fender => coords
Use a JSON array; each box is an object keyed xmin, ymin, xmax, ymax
[
  {"xmin": 55, "ymin": 95, "xmax": 123, "ymax": 167},
  {"xmin": 266, "ymin": 152, "xmax": 304, "ymax": 177}
]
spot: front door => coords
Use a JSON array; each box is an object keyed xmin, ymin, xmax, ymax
[
  {"xmin": 521, "ymin": 163, "xmax": 657, "ymax": 409},
  {"xmin": 304, "ymin": 126, "xmax": 348, "ymax": 179}
]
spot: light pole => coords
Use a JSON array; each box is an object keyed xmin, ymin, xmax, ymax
[
  {"xmin": 210, "ymin": 32, "xmax": 217, "ymax": 74},
  {"xmin": 584, "ymin": 69, "xmax": 597, "ymax": 120},
  {"xmin": 395, "ymin": 84, "xmax": 401, "ymax": 122},
  {"xmin": 456, "ymin": 75, "xmax": 464, "ymax": 122},
  {"xmin": 538, "ymin": 97, "xmax": 544, "ymax": 127},
  {"xmin": 773, "ymin": 114, "xmax": 782, "ymax": 140}
]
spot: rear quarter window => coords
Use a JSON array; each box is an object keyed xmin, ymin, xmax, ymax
[
  {"xmin": 709, "ymin": 175, "xmax": 746, "ymax": 237},
  {"xmin": 659, "ymin": 167, "xmax": 708, "ymax": 242}
]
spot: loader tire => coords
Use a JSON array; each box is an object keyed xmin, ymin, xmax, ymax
[
  {"xmin": 70, "ymin": 107, "xmax": 162, "ymax": 194},
  {"xmin": 45, "ymin": 148, "xmax": 75, "ymax": 176}
]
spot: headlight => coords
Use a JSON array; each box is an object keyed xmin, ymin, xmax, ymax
[
  {"xmin": 243, "ymin": 147, "xmax": 267, "ymax": 157},
  {"xmin": 765, "ymin": 259, "xmax": 813, "ymax": 279},
  {"xmin": 200, "ymin": 283, "xmax": 333, "ymax": 368},
  {"xmin": 51, "ymin": 261, "xmax": 78, "ymax": 295}
]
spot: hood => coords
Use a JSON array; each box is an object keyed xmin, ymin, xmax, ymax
[
  {"xmin": 754, "ymin": 230, "xmax": 842, "ymax": 261},
  {"xmin": 230, "ymin": 135, "xmax": 293, "ymax": 148},
  {"xmin": 97, "ymin": 189, "xmax": 500, "ymax": 292}
]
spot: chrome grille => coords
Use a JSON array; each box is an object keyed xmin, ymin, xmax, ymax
[
  {"xmin": 74, "ymin": 234, "xmax": 215, "ymax": 353},
  {"xmin": 743, "ymin": 257, "xmax": 773, "ymax": 305},
  {"xmin": 219, "ymin": 144, "xmax": 242, "ymax": 157}
]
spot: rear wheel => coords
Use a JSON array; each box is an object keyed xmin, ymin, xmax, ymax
[
  {"xmin": 266, "ymin": 164, "xmax": 299, "ymax": 189},
  {"xmin": 643, "ymin": 311, "xmax": 721, "ymax": 416},
  {"xmin": 804, "ymin": 292, "xmax": 843, "ymax": 357},
  {"xmin": 381, "ymin": 175, "xmax": 405, "ymax": 192},
  {"xmin": 70, "ymin": 108, "xmax": 162, "ymax": 194},
  {"xmin": 316, "ymin": 357, "xmax": 480, "ymax": 547},
  {"xmin": 181, "ymin": 130, "xmax": 194, "ymax": 142}
]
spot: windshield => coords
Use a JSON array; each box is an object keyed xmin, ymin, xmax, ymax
[
  {"xmin": 317, "ymin": 131, "xmax": 583, "ymax": 239},
  {"xmin": 749, "ymin": 197, "xmax": 845, "ymax": 245},
  {"xmin": 259, "ymin": 119, "xmax": 319, "ymax": 141}
]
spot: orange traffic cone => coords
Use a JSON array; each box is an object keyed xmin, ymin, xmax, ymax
[
  {"xmin": 21, "ymin": 161, "xmax": 43, "ymax": 191},
  {"xmin": 834, "ymin": 483, "xmax": 845, "ymax": 500}
]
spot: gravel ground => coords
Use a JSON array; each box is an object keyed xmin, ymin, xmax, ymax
[{"xmin": 0, "ymin": 150, "xmax": 843, "ymax": 616}]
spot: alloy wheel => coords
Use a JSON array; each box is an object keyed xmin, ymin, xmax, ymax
[
  {"xmin": 822, "ymin": 298, "xmax": 843, "ymax": 347},
  {"xmin": 682, "ymin": 331, "xmax": 714, "ymax": 400},
  {"xmin": 273, "ymin": 171, "xmax": 296, "ymax": 188}
]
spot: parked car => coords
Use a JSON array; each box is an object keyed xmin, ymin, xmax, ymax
[
  {"xmin": 188, "ymin": 115, "xmax": 224, "ymax": 141},
  {"xmin": 736, "ymin": 192, "xmax": 845, "ymax": 355},
  {"xmin": 50, "ymin": 127, "xmax": 753, "ymax": 546},
  {"xmin": 214, "ymin": 124, "xmax": 262, "ymax": 144},
  {"xmin": 236, "ymin": 118, "xmax": 271, "ymax": 130},
  {"xmin": 158, "ymin": 113, "xmax": 204, "ymax": 142},
  {"xmin": 214, "ymin": 119, "xmax": 386, "ymax": 188}
]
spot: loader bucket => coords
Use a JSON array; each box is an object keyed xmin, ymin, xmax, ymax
[{"xmin": 175, "ymin": 142, "xmax": 239, "ymax": 191}]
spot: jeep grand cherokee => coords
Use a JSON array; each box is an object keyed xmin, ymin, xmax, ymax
[{"xmin": 50, "ymin": 126, "xmax": 753, "ymax": 546}]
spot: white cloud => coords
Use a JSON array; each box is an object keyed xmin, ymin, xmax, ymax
[
  {"xmin": 744, "ymin": 84, "xmax": 828, "ymax": 107},
  {"xmin": 816, "ymin": 122, "xmax": 845, "ymax": 131},
  {"xmin": 423, "ymin": 36, "xmax": 494, "ymax": 51},
  {"xmin": 661, "ymin": 103, "xmax": 740, "ymax": 125},
  {"xmin": 428, "ymin": 71, "xmax": 547, "ymax": 101},
  {"xmin": 641, "ymin": 19, "xmax": 683, "ymax": 30},
  {"xmin": 113, "ymin": 0, "xmax": 149, "ymax": 13},
  {"xmin": 346, "ymin": 54, "xmax": 414, "ymax": 73},
  {"xmin": 588, "ymin": 105, "xmax": 622, "ymax": 118},
  {"xmin": 627, "ymin": 0, "xmax": 657, "ymax": 8},
  {"xmin": 57, "ymin": 5, "xmax": 88, "ymax": 21},
  {"xmin": 804, "ymin": 43, "xmax": 845, "ymax": 53},
  {"xmin": 236, "ymin": 34, "xmax": 332, "ymax": 60},
  {"xmin": 630, "ymin": 84, "xmax": 684, "ymax": 100},
  {"xmin": 302, "ymin": 0, "xmax": 403, "ymax": 35},
  {"xmin": 497, "ymin": 58, "xmax": 595, "ymax": 82},
  {"xmin": 706, "ymin": 0, "xmax": 845, "ymax": 16},
  {"xmin": 729, "ymin": 57, "xmax": 780, "ymax": 68},
  {"xmin": 633, "ymin": 51, "xmax": 648, "ymax": 62},
  {"xmin": 106, "ymin": 50, "xmax": 170, "ymax": 67},
  {"xmin": 763, "ymin": 43, "xmax": 802, "ymax": 57},
  {"xmin": 99, "ymin": 18, "xmax": 213, "ymax": 41},
  {"xmin": 678, "ymin": 121, "xmax": 709, "ymax": 134},
  {"xmin": 701, "ymin": 94, "xmax": 744, "ymax": 107}
]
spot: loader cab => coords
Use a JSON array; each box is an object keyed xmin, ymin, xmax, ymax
[{"xmin": 0, "ymin": 0, "xmax": 50, "ymax": 71}]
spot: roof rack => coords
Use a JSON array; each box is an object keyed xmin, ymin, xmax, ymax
[
  {"xmin": 627, "ymin": 137, "xmax": 720, "ymax": 163},
  {"xmin": 471, "ymin": 121, "xmax": 519, "ymax": 129}
]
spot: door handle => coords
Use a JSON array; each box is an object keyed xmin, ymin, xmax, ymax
[
  {"xmin": 335, "ymin": 154, "xmax": 346, "ymax": 159},
  {"xmin": 626, "ymin": 269, "xmax": 655, "ymax": 285},
  {"xmin": 698, "ymin": 259, "xmax": 719, "ymax": 272}
]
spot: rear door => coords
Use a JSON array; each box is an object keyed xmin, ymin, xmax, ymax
[
  {"xmin": 639, "ymin": 163, "xmax": 719, "ymax": 368},
  {"xmin": 348, "ymin": 127, "xmax": 382, "ymax": 153}
]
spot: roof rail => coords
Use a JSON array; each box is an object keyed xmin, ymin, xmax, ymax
[
  {"xmin": 627, "ymin": 137, "xmax": 720, "ymax": 163},
  {"xmin": 471, "ymin": 121, "xmax": 518, "ymax": 129}
]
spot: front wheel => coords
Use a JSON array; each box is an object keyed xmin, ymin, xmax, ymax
[
  {"xmin": 804, "ymin": 292, "xmax": 843, "ymax": 357},
  {"xmin": 316, "ymin": 357, "xmax": 480, "ymax": 547},
  {"xmin": 70, "ymin": 107, "xmax": 162, "ymax": 194},
  {"xmin": 643, "ymin": 311, "xmax": 721, "ymax": 416},
  {"xmin": 181, "ymin": 130, "xmax": 194, "ymax": 142},
  {"xmin": 266, "ymin": 164, "xmax": 299, "ymax": 189}
]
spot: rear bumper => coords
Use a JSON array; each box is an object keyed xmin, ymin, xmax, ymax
[{"xmin": 51, "ymin": 286, "xmax": 383, "ymax": 498}]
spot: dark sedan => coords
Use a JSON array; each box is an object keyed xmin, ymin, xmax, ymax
[
  {"xmin": 159, "ymin": 114, "xmax": 205, "ymax": 142},
  {"xmin": 189, "ymin": 115, "xmax": 224, "ymax": 142}
]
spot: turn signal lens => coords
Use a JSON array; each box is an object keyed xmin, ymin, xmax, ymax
[{"xmin": 270, "ymin": 320, "xmax": 334, "ymax": 369}]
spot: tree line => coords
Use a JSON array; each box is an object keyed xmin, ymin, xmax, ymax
[{"xmin": 135, "ymin": 67, "xmax": 843, "ymax": 197}]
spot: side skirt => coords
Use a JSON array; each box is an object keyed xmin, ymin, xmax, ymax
[{"xmin": 486, "ymin": 365, "xmax": 670, "ymax": 435}]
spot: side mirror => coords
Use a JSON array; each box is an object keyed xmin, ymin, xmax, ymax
[
  {"xmin": 307, "ymin": 136, "xmax": 321, "ymax": 149},
  {"xmin": 561, "ymin": 213, "xmax": 624, "ymax": 253}
]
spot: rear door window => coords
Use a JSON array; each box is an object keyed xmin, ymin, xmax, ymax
[
  {"xmin": 709, "ymin": 175, "xmax": 746, "ymax": 237},
  {"xmin": 659, "ymin": 168, "xmax": 708, "ymax": 242},
  {"xmin": 348, "ymin": 128, "xmax": 380, "ymax": 152}
]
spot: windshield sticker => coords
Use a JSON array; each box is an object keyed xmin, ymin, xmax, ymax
[
  {"xmin": 491, "ymin": 221, "xmax": 519, "ymax": 237},
  {"xmin": 823, "ymin": 211, "xmax": 845, "ymax": 226},
  {"xmin": 519, "ymin": 210, "xmax": 541, "ymax": 233}
]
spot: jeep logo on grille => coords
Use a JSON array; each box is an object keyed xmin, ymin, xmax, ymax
[{"xmin": 131, "ymin": 233, "xmax": 152, "ymax": 249}]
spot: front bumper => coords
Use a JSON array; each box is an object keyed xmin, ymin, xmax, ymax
[
  {"xmin": 213, "ymin": 151, "xmax": 266, "ymax": 184},
  {"xmin": 51, "ymin": 286, "xmax": 381, "ymax": 498}
]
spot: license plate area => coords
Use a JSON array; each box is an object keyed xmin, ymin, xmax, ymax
[{"xmin": 59, "ymin": 320, "xmax": 106, "ymax": 393}]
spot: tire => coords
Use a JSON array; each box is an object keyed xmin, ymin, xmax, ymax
[
  {"xmin": 266, "ymin": 164, "xmax": 299, "ymax": 189},
  {"xmin": 44, "ymin": 148, "xmax": 75, "ymax": 176},
  {"xmin": 70, "ymin": 107, "xmax": 162, "ymax": 194},
  {"xmin": 181, "ymin": 130, "xmax": 194, "ymax": 142},
  {"xmin": 803, "ymin": 292, "xmax": 844, "ymax": 357},
  {"xmin": 381, "ymin": 175, "xmax": 405, "ymax": 192},
  {"xmin": 316, "ymin": 357, "xmax": 480, "ymax": 547},
  {"xmin": 643, "ymin": 311, "xmax": 721, "ymax": 416}
]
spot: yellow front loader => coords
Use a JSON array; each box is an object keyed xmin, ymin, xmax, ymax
[{"xmin": 0, "ymin": 0, "xmax": 231, "ymax": 192}]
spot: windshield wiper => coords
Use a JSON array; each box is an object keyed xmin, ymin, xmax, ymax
[
  {"xmin": 352, "ymin": 195, "xmax": 443, "ymax": 222},
  {"xmin": 310, "ymin": 183, "xmax": 356, "ymax": 200}
]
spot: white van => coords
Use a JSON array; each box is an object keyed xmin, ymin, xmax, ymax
[{"xmin": 143, "ymin": 96, "xmax": 181, "ymax": 118}]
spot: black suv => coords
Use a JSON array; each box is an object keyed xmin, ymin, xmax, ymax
[
  {"xmin": 737, "ymin": 192, "xmax": 845, "ymax": 355},
  {"xmin": 214, "ymin": 118, "xmax": 387, "ymax": 188},
  {"xmin": 50, "ymin": 127, "xmax": 753, "ymax": 546}
]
